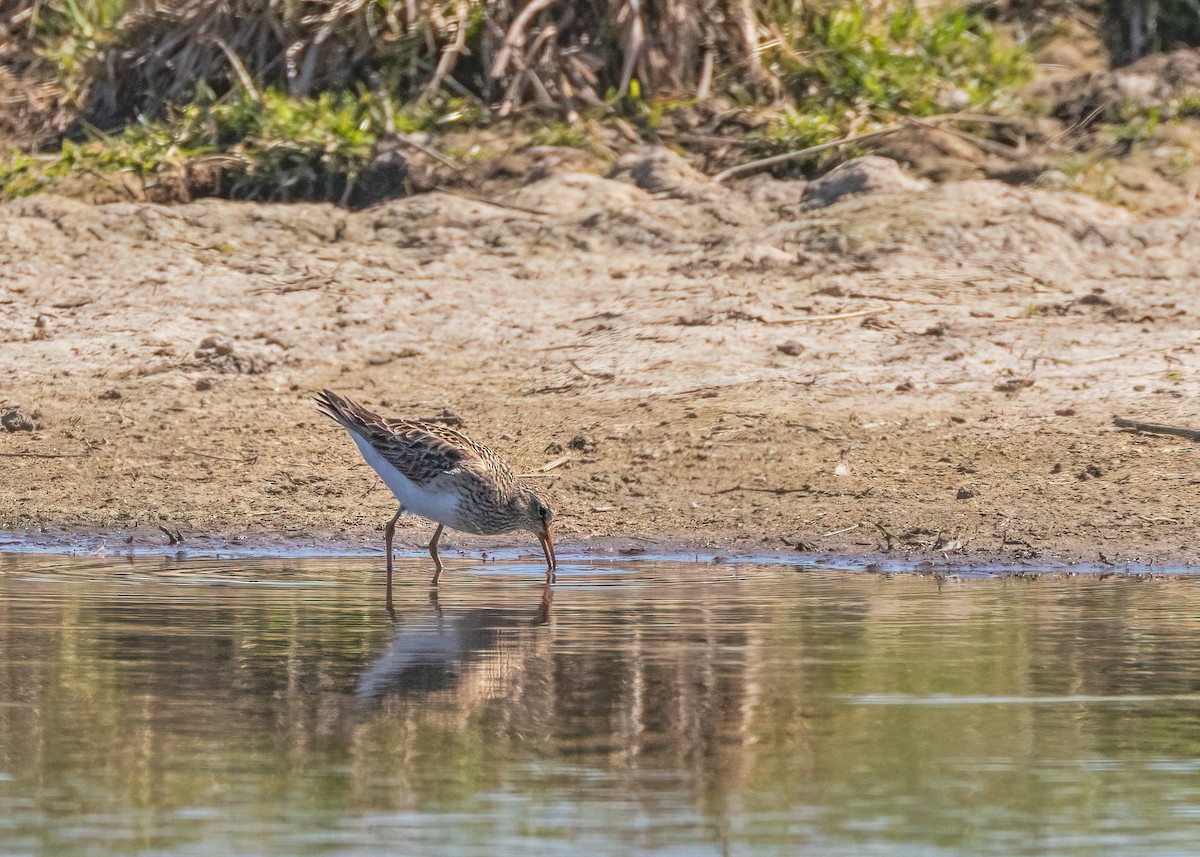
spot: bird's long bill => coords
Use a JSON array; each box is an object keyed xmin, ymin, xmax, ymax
[{"xmin": 538, "ymin": 526, "xmax": 557, "ymax": 570}]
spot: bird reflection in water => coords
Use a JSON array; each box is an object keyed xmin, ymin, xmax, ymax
[{"xmin": 356, "ymin": 584, "xmax": 553, "ymax": 703}]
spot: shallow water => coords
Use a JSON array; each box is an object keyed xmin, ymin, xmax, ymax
[{"xmin": 3, "ymin": 554, "xmax": 1200, "ymax": 856}]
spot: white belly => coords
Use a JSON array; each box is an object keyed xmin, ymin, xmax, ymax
[{"xmin": 352, "ymin": 434, "xmax": 462, "ymax": 527}]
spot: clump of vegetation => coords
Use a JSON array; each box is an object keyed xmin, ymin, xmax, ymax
[
  {"xmin": 1, "ymin": 0, "xmax": 1036, "ymax": 201},
  {"xmin": 781, "ymin": 6, "xmax": 1028, "ymax": 115},
  {"xmin": 748, "ymin": 5, "xmax": 1031, "ymax": 169},
  {"xmin": 0, "ymin": 86, "xmax": 486, "ymax": 201},
  {"xmin": 7, "ymin": 0, "xmax": 126, "ymax": 98}
]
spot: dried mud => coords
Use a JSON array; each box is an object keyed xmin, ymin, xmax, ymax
[{"xmin": 1, "ymin": 161, "xmax": 1197, "ymax": 567}]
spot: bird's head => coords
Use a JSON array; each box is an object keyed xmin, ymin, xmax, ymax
[{"xmin": 514, "ymin": 485, "xmax": 556, "ymax": 569}]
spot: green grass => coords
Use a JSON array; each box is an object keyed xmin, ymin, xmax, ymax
[
  {"xmin": 748, "ymin": 4, "xmax": 1031, "ymax": 172},
  {"xmin": 795, "ymin": 6, "xmax": 1026, "ymax": 112},
  {"xmin": 0, "ymin": 87, "xmax": 486, "ymax": 200},
  {"xmin": 30, "ymin": 0, "xmax": 128, "ymax": 100},
  {"xmin": 1055, "ymin": 153, "xmax": 1120, "ymax": 202},
  {"xmin": 1101, "ymin": 105, "xmax": 1160, "ymax": 150},
  {"xmin": 526, "ymin": 121, "xmax": 590, "ymax": 149}
]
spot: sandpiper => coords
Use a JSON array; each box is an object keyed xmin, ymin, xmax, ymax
[{"xmin": 315, "ymin": 390, "xmax": 557, "ymax": 595}]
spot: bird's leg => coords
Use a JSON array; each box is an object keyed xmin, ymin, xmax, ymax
[
  {"xmin": 428, "ymin": 523, "xmax": 445, "ymax": 588},
  {"xmin": 384, "ymin": 506, "xmax": 403, "ymax": 612}
]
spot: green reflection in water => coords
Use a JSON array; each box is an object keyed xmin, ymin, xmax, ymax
[{"xmin": 2, "ymin": 554, "xmax": 1200, "ymax": 856}]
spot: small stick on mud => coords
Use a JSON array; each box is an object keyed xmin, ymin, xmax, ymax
[
  {"xmin": 436, "ymin": 188, "xmax": 551, "ymax": 216},
  {"xmin": 535, "ymin": 343, "xmax": 600, "ymax": 352},
  {"xmin": 705, "ymin": 485, "xmax": 813, "ymax": 496},
  {"xmin": 158, "ymin": 525, "xmax": 184, "ymax": 546},
  {"xmin": 0, "ymin": 451, "xmax": 83, "ymax": 458},
  {"xmin": 761, "ymin": 304, "xmax": 891, "ymax": 324},
  {"xmin": 873, "ymin": 520, "xmax": 897, "ymax": 553},
  {"xmin": 712, "ymin": 113, "xmax": 1021, "ymax": 183},
  {"xmin": 998, "ymin": 518, "xmax": 1011, "ymax": 551},
  {"xmin": 712, "ymin": 125, "xmax": 908, "ymax": 183},
  {"xmin": 1113, "ymin": 417, "xmax": 1200, "ymax": 442},
  {"xmin": 184, "ymin": 449, "xmax": 259, "ymax": 464},
  {"xmin": 520, "ymin": 455, "xmax": 571, "ymax": 477},
  {"xmin": 568, "ymin": 360, "xmax": 615, "ymax": 380}
]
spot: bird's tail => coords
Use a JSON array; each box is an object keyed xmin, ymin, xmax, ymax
[{"xmin": 314, "ymin": 389, "xmax": 382, "ymax": 437}]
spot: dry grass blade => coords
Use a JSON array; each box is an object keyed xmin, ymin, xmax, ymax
[
  {"xmin": 75, "ymin": 0, "xmax": 821, "ymax": 125},
  {"xmin": 1113, "ymin": 418, "xmax": 1200, "ymax": 441},
  {"xmin": 712, "ymin": 124, "xmax": 910, "ymax": 183},
  {"xmin": 491, "ymin": 0, "xmax": 560, "ymax": 79},
  {"xmin": 425, "ymin": 0, "xmax": 471, "ymax": 99},
  {"xmin": 760, "ymin": 303, "xmax": 892, "ymax": 324},
  {"xmin": 435, "ymin": 187, "xmax": 551, "ymax": 216},
  {"xmin": 212, "ymin": 37, "xmax": 261, "ymax": 102},
  {"xmin": 713, "ymin": 113, "xmax": 1025, "ymax": 183}
]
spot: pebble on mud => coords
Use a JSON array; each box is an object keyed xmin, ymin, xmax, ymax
[
  {"xmin": 802, "ymin": 156, "xmax": 928, "ymax": 208},
  {"xmin": 366, "ymin": 347, "xmax": 421, "ymax": 365},
  {"xmin": 776, "ymin": 341, "xmax": 804, "ymax": 356},
  {"xmin": 956, "ymin": 487, "xmax": 977, "ymax": 500},
  {"xmin": 609, "ymin": 147, "xmax": 707, "ymax": 197},
  {"xmin": 1, "ymin": 409, "xmax": 37, "ymax": 432},
  {"xmin": 568, "ymin": 434, "xmax": 597, "ymax": 452},
  {"xmin": 196, "ymin": 336, "xmax": 233, "ymax": 357},
  {"xmin": 994, "ymin": 378, "xmax": 1035, "ymax": 394}
]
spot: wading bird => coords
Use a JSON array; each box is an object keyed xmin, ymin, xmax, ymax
[{"xmin": 315, "ymin": 390, "xmax": 557, "ymax": 601}]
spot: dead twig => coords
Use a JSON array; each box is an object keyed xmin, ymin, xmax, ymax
[
  {"xmin": 0, "ymin": 451, "xmax": 83, "ymax": 458},
  {"xmin": 1113, "ymin": 417, "xmax": 1200, "ymax": 442},
  {"xmin": 760, "ymin": 303, "xmax": 891, "ymax": 324},
  {"xmin": 519, "ymin": 454, "xmax": 572, "ymax": 477},
  {"xmin": 712, "ymin": 124, "xmax": 908, "ymax": 183},
  {"xmin": 397, "ymin": 137, "xmax": 462, "ymax": 170},
  {"xmin": 184, "ymin": 449, "xmax": 259, "ymax": 464},
  {"xmin": 568, "ymin": 360, "xmax": 614, "ymax": 380},
  {"xmin": 490, "ymin": 0, "xmax": 560, "ymax": 79},
  {"xmin": 211, "ymin": 37, "xmax": 261, "ymax": 101},
  {"xmin": 535, "ymin": 343, "xmax": 600, "ymax": 352},
  {"xmin": 704, "ymin": 485, "xmax": 813, "ymax": 496},
  {"xmin": 873, "ymin": 520, "xmax": 896, "ymax": 553},
  {"xmin": 425, "ymin": 0, "xmax": 470, "ymax": 98},
  {"xmin": 158, "ymin": 525, "xmax": 184, "ymax": 545},
  {"xmin": 907, "ymin": 116, "xmax": 1025, "ymax": 159},
  {"xmin": 712, "ymin": 113, "xmax": 1022, "ymax": 183},
  {"xmin": 436, "ymin": 187, "xmax": 550, "ymax": 216}
]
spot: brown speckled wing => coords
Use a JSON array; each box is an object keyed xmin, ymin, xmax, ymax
[
  {"xmin": 315, "ymin": 389, "xmax": 515, "ymax": 487},
  {"xmin": 372, "ymin": 421, "xmax": 484, "ymax": 485}
]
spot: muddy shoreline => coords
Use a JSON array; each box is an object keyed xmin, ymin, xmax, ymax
[
  {"xmin": 0, "ymin": 529, "xmax": 1190, "ymax": 577},
  {"xmin": 1, "ymin": 158, "xmax": 1198, "ymax": 569}
]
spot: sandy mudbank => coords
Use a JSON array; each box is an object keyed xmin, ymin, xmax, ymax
[{"xmin": 1, "ymin": 154, "xmax": 1197, "ymax": 566}]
